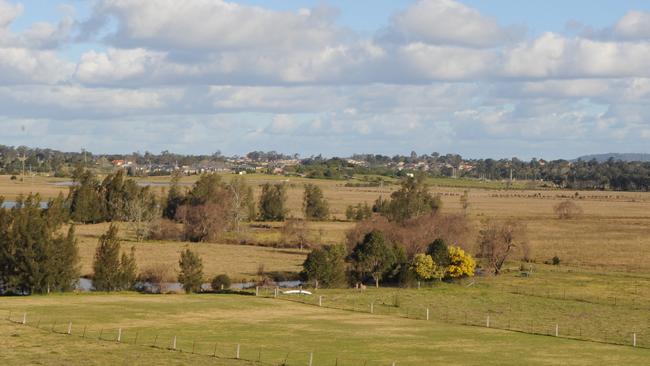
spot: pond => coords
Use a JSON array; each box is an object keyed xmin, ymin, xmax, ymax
[
  {"xmin": 1, "ymin": 201, "xmax": 49, "ymax": 209},
  {"xmin": 76, "ymin": 278, "xmax": 302, "ymax": 292}
]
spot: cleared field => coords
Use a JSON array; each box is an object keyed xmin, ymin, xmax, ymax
[
  {"xmin": 74, "ymin": 223, "xmax": 306, "ymax": 281},
  {"xmin": 2, "ymin": 293, "xmax": 649, "ymax": 366}
]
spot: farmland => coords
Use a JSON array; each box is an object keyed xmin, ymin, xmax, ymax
[
  {"xmin": 3, "ymin": 293, "xmax": 650, "ymax": 366},
  {"xmin": 2, "ymin": 173, "xmax": 650, "ymax": 364}
]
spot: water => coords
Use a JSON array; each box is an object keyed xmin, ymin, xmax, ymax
[
  {"xmin": 52, "ymin": 181, "xmax": 192, "ymax": 187},
  {"xmin": 1, "ymin": 201, "xmax": 49, "ymax": 209},
  {"xmin": 76, "ymin": 278, "xmax": 302, "ymax": 292}
]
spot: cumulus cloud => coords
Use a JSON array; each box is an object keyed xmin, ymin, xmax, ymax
[
  {"xmin": 2, "ymin": 0, "xmax": 650, "ymax": 158},
  {"xmin": 388, "ymin": 0, "xmax": 522, "ymax": 48}
]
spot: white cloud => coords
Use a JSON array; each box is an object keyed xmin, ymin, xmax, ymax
[
  {"xmin": 390, "ymin": 0, "xmax": 520, "ymax": 48},
  {"xmin": 612, "ymin": 11, "xmax": 650, "ymax": 41}
]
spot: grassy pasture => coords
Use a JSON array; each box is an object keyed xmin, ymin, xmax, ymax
[{"xmin": 2, "ymin": 293, "xmax": 650, "ymax": 366}]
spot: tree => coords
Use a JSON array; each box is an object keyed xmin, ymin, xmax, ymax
[
  {"xmin": 228, "ymin": 176, "xmax": 255, "ymax": 233},
  {"xmin": 478, "ymin": 219, "xmax": 528, "ymax": 275},
  {"xmin": 281, "ymin": 218, "xmax": 310, "ymax": 250},
  {"xmin": 178, "ymin": 202, "xmax": 229, "ymax": 242},
  {"xmin": 410, "ymin": 253, "xmax": 435, "ymax": 281},
  {"xmin": 178, "ymin": 248, "xmax": 204, "ymax": 293},
  {"xmin": 445, "ymin": 246, "xmax": 476, "ymax": 278},
  {"xmin": 303, "ymin": 184, "xmax": 329, "ymax": 220},
  {"xmin": 426, "ymin": 239, "xmax": 450, "ymax": 268},
  {"xmin": 350, "ymin": 230, "xmax": 396, "ymax": 288},
  {"xmin": 163, "ymin": 170, "xmax": 185, "ymax": 220},
  {"xmin": 553, "ymin": 200, "xmax": 583, "ymax": 219},
  {"xmin": 118, "ymin": 247, "xmax": 138, "ymax": 290},
  {"xmin": 92, "ymin": 225, "xmax": 122, "ymax": 291},
  {"xmin": 123, "ymin": 187, "xmax": 159, "ymax": 241},
  {"xmin": 188, "ymin": 174, "xmax": 225, "ymax": 206},
  {"xmin": 92, "ymin": 225, "xmax": 137, "ymax": 291},
  {"xmin": 302, "ymin": 244, "xmax": 347, "ymax": 288},
  {"xmin": 211, "ymin": 274, "xmax": 232, "ymax": 291},
  {"xmin": 382, "ymin": 176, "xmax": 442, "ymax": 223},
  {"xmin": 258, "ymin": 183, "xmax": 288, "ymax": 221},
  {"xmin": 0, "ymin": 194, "xmax": 80, "ymax": 294},
  {"xmin": 68, "ymin": 169, "xmax": 105, "ymax": 223}
]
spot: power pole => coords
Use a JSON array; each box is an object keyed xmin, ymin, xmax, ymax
[{"xmin": 18, "ymin": 153, "xmax": 27, "ymax": 182}]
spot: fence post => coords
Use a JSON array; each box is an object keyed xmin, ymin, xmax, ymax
[
  {"xmin": 117, "ymin": 328, "xmax": 122, "ymax": 342},
  {"xmin": 319, "ymin": 296, "xmax": 323, "ymax": 307},
  {"xmin": 255, "ymin": 286, "xmax": 259, "ymax": 296},
  {"xmin": 22, "ymin": 312, "xmax": 27, "ymax": 325},
  {"xmin": 236, "ymin": 344, "xmax": 240, "ymax": 359},
  {"xmin": 83, "ymin": 326, "xmax": 87, "ymax": 338},
  {"xmin": 172, "ymin": 336, "xmax": 177, "ymax": 351},
  {"xmin": 486, "ymin": 315, "xmax": 490, "ymax": 328},
  {"xmin": 309, "ymin": 352, "xmax": 313, "ymax": 366},
  {"xmin": 370, "ymin": 302, "xmax": 374, "ymax": 314},
  {"xmin": 134, "ymin": 331, "xmax": 139, "ymax": 345},
  {"xmin": 634, "ymin": 333, "xmax": 637, "ymax": 347},
  {"xmin": 67, "ymin": 322, "xmax": 72, "ymax": 335},
  {"xmin": 426, "ymin": 308, "xmax": 430, "ymax": 321},
  {"xmin": 555, "ymin": 324, "xmax": 559, "ymax": 337}
]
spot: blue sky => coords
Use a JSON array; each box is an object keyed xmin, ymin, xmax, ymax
[{"xmin": 2, "ymin": 0, "xmax": 650, "ymax": 159}]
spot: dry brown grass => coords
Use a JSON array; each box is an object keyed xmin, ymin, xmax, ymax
[{"xmin": 3, "ymin": 174, "xmax": 650, "ymax": 272}]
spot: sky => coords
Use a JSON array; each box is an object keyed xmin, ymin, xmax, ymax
[{"xmin": 2, "ymin": 1, "xmax": 650, "ymax": 159}]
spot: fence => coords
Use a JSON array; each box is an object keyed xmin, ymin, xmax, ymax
[
  {"xmin": 261, "ymin": 288, "xmax": 649, "ymax": 350},
  {"xmin": 3, "ymin": 310, "xmax": 401, "ymax": 366}
]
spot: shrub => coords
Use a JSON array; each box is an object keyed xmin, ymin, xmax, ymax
[
  {"xmin": 178, "ymin": 248, "xmax": 204, "ymax": 293},
  {"xmin": 553, "ymin": 200, "xmax": 583, "ymax": 219},
  {"xmin": 211, "ymin": 274, "xmax": 232, "ymax": 291},
  {"xmin": 410, "ymin": 253, "xmax": 435, "ymax": 281},
  {"xmin": 446, "ymin": 246, "xmax": 476, "ymax": 279},
  {"xmin": 149, "ymin": 219, "xmax": 183, "ymax": 241},
  {"xmin": 552, "ymin": 256, "xmax": 561, "ymax": 266}
]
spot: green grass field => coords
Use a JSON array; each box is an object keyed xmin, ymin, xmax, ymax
[{"xmin": 2, "ymin": 293, "xmax": 650, "ymax": 366}]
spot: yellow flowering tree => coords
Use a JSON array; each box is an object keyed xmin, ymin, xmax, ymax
[
  {"xmin": 446, "ymin": 246, "xmax": 476, "ymax": 278},
  {"xmin": 411, "ymin": 253, "xmax": 436, "ymax": 281}
]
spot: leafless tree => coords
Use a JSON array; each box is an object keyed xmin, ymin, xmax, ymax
[
  {"xmin": 478, "ymin": 219, "xmax": 528, "ymax": 275},
  {"xmin": 123, "ymin": 190, "xmax": 160, "ymax": 242},
  {"xmin": 281, "ymin": 218, "xmax": 310, "ymax": 250}
]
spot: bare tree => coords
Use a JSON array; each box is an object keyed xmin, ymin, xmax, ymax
[
  {"xmin": 553, "ymin": 200, "xmax": 583, "ymax": 219},
  {"xmin": 281, "ymin": 218, "xmax": 310, "ymax": 250},
  {"xmin": 227, "ymin": 176, "xmax": 255, "ymax": 233},
  {"xmin": 478, "ymin": 219, "xmax": 528, "ymax": 275},
  {"xmin": 123, "ymin": 189, "xmax": 160, "ymax": 242}
]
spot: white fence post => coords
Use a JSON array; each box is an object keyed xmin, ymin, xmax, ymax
[
  {"xmin": 236, "ymin": 344, "xmax": 241, "ymax": 359},
  {"xmin": 172, "ymin": 336, "xmax": 177, "ymax": 350},
  {"xmin": 22, "ymin": 313, "xmax": 27, "ymax": 325},
  {"xmin": 370, "ymin": 302, "xmax": 374, "ymax": 314},
  {"xmin": 319, "ymin": 296, "xmax": 323, "ymax": 307},
  {"xmin": 67, "ymin": 322, "xmax": 72, "ymax": 335},
  {"xmin": 117, "ymin": 328, "xmax": 122, "ymax": 342},
  {"xmin": 634, "ymin": 333, "xmax": 637, "ymax": 347},
  {"xmin": 255, "ymin": 286, "xmax": 259, "ymax": 296},
  {"xmin": 309, "ymin": 352, "xmax": 314, "ymax": 366},
  {"xmin": 486, "ymin": 315, "xmax": 490, "ymax": 328},
  {"xmin": 426, "ymin": 308, "xmax": 430, "ymax": 321},
  {"xmin": 555, "ymin": 324, "xmax": 559, "ymax": 337}
]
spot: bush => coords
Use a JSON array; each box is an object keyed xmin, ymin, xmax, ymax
[
  {"xmin": 211, "ymin": 274, "xmax": 232, "ymax": 291},
  {"xmin": 552, "ymin": 256, "xmax": 561, "ymax": 266},
  {"xmin": 148, "ymin": 219, "xmax": 183, "ymax": 241},
  {"xmin": 553, "ymin": 200, "xmax": 583, "ymax": 219}
]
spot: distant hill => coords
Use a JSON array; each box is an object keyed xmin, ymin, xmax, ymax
[{"xmin": 575, "ymin": 153, "xmax": 650, "ymax": 162}]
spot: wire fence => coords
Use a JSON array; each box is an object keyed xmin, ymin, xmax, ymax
[
  {"xmin": 3, "ymin": 310, "xmax": 401, "ymax": 366},
  {"xmin": 262, "ymin": 289, "xmax": 649, "ymax": 350}
]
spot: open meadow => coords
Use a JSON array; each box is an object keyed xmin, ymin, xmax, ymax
[{"xmin": 2, "ymin": 293, "xmax": 650, "ymax": 366}]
